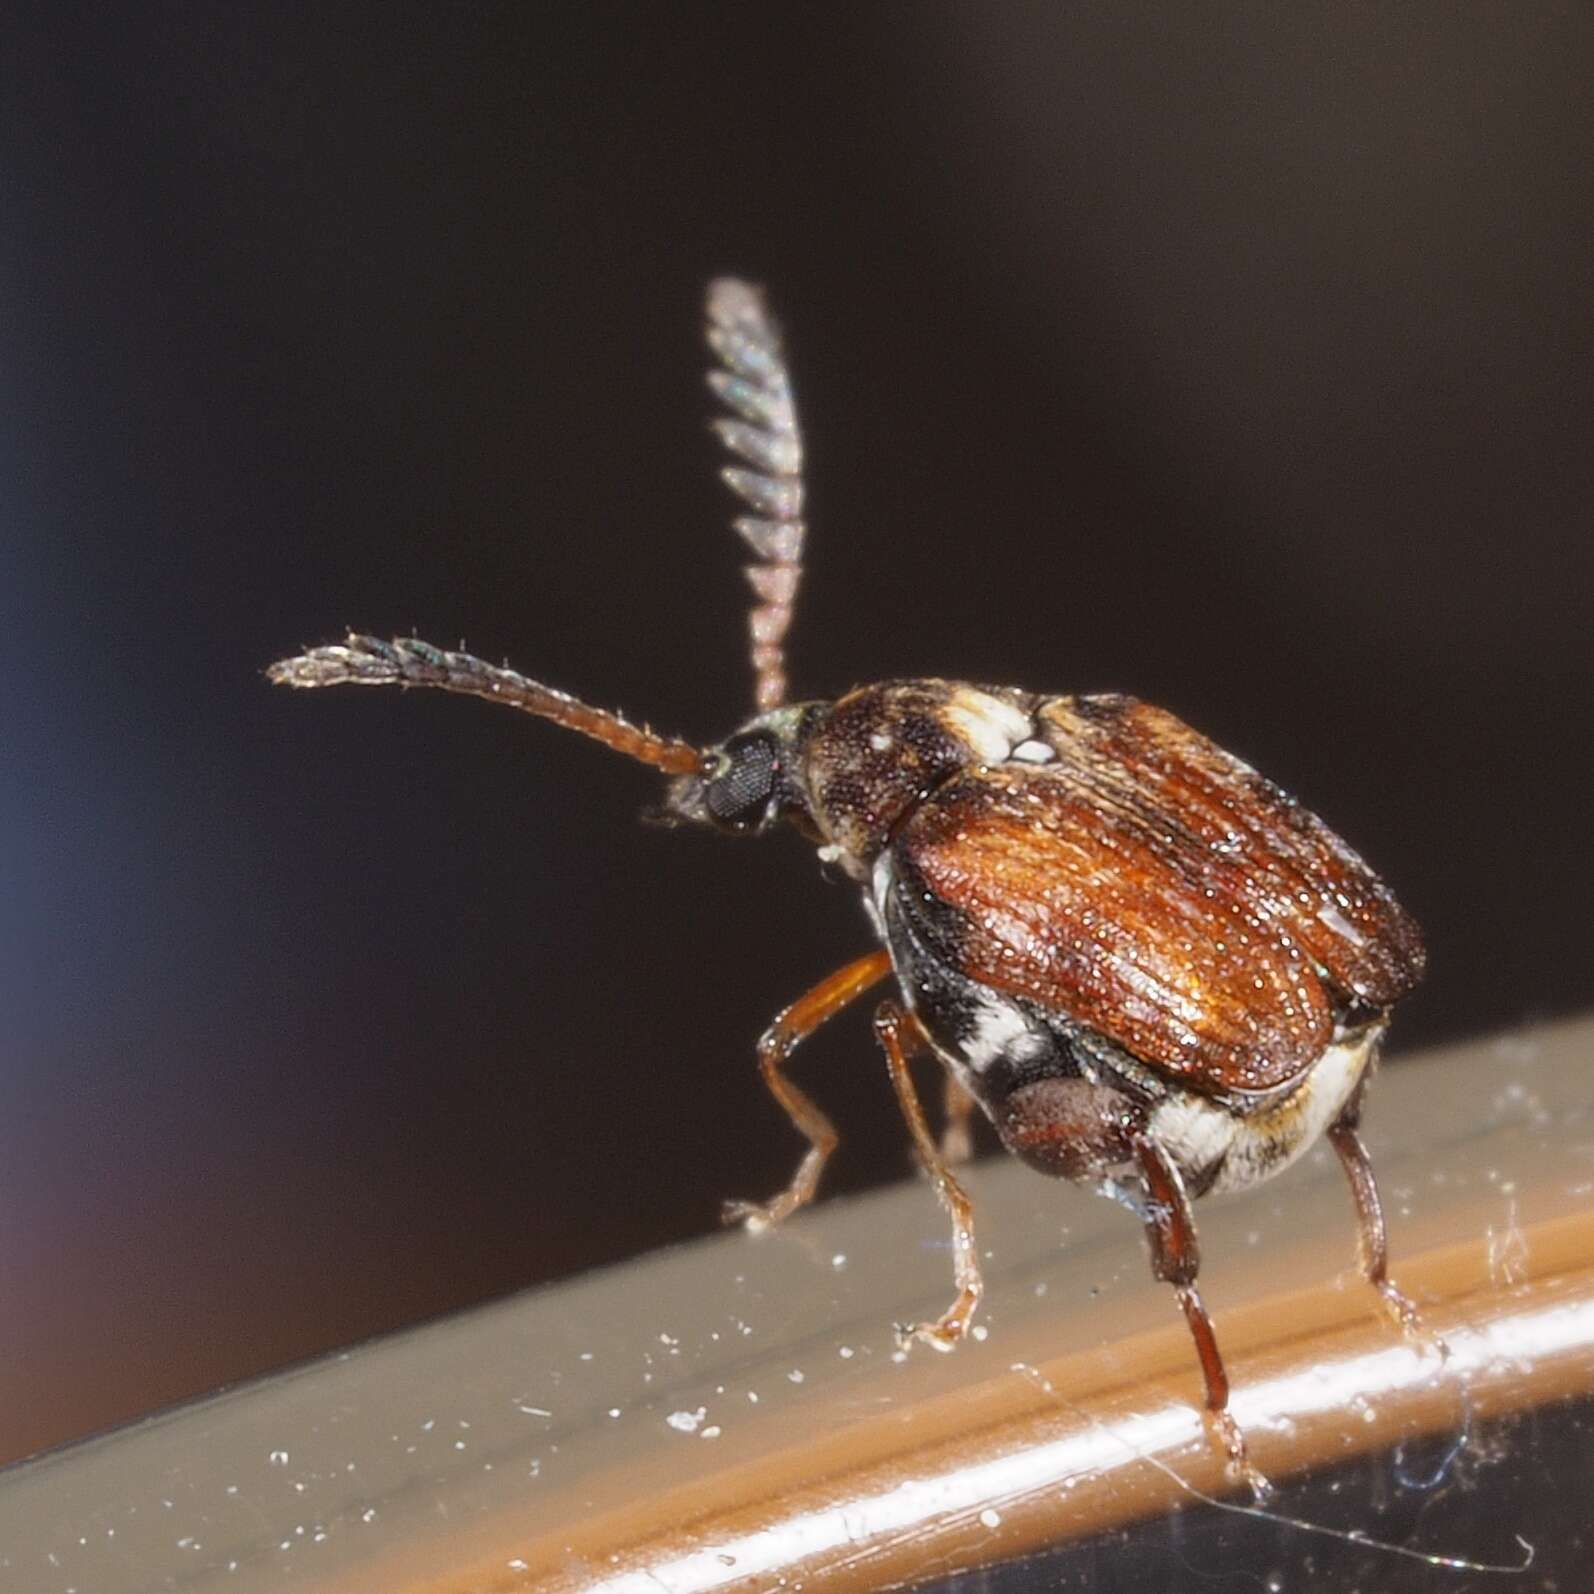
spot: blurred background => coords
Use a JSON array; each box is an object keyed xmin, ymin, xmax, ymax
[{"xmin": 4, "ymin": 4, "xmax": 1591, "ymax": 1466}]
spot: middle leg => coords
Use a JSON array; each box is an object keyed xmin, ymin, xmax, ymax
[{"xmin": 940, "ymin": 1071, "xmax": 979, "ymax": 1165}]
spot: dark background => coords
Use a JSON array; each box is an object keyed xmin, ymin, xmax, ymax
[{"xmin": 4, "ymin": 4, "xmax": 1591, "ymax": 1467}]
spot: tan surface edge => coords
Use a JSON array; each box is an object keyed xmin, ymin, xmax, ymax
[{"xmin": 2, "ymin": 1015, "xmax": 1590, "ymax": 1593}]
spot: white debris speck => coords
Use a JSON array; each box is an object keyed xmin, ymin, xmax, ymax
[
  {"xmin": 362, "ymin": 1508, "xmax": 378, "ymax": 1524},
  {"xmin": 508, "ymin": 1560, "xmax": 528, "ymax": 1572},
  {"xmin": 580, "ymin": 1351, "xmax": 594, "ymax": 1362},
  {"xmin": 517, "ymin": 1404, "xmax": 552, "ymax": 1417},
  {"xmin": 607, "ymin": 1407, "xmax": 622, "ymax": 1419},
  {"xmin": 268, "ymin": 1450, "xmax": 289, "ymax": 1467},
  {"xmin": 700, "ymin": 1425, "xmax": 722, "ymax": 1440},
  {"xmin": 979, "ymin": 1508, "xmax": 1002, "ymax": 1529},
  {"xmin": 747, "ymin": 1390, "xmax": 760, "ymax": 1403},
  {"xmin": 971, "ymin": 1325, "xmax": 989, "ymax": 1342},
  {"xmin": 666, "ymin": 1408, "xmax": 707, "ymax": 1434},
  {"xmin": 176, "ymin": 1537, "xmax": 200, "ymax": 1551},
  {"xmin": 1316, "ymin": 902, "xmax": 1365, "ymax": 946},
  {"xmin": 787, "ymin": 1369, "xmax": 805, "ymax": 1384},
  {"xmin": 838, "ymin": 1345, "xmax": 854, "ymax": 1359},
  {"xmin": 831, "ymin": 1253, "xmax": 848, "ymax": 1270}
]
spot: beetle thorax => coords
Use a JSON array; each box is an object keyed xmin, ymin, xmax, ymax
[{"xmin": 797, "ymin": 681, "xmax": 1042, "ymax": 877}]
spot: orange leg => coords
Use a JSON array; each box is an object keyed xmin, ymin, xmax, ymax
[
  {"xmin": 724, "ymin": 950, "xmax": 893, "ymax": 1233},
  {"xmin": 941, "ymin": 1071, "xmax": 978, "ymax": 1164},
  {"xmin": 876, "ymin": 1001, "xmax": 985, "ymax": 1351}
]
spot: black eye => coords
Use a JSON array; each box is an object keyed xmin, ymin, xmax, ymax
[{"xmin": 704, "ymin": 734, "xmax": 778, "ymax": 830}]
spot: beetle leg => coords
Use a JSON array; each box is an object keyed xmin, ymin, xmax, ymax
[
  {"xmin": 724, "ymin": 949, "xmax": 893, "ymax": 1233},
  {"xmin": 875, "ymin": 1000, "xmax": 985, "ymax": 1352},
  {"xmin": 940, "ymin": 1071, "xmax": 978, "ymax": 1164},
  {"xmin": 1134, "ymin": 1134, "xmax": 1270, "ymax": 1497},
  {"xmin": 1327, "ymin": 1101, "xmax": 1442, "ymax": 1354}
]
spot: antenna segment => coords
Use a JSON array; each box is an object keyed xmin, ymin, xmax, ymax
[{"xmin": 706, "ymin": 278, "xmax": 806, "ymax": 711}]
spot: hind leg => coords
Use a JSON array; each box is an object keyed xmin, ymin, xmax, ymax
[
  {"xmin": 1133, "ymin": 1134, "xmax": 1270, "ymax": 1497},
  {"xmin": 1327, "ymin": 1094, "xmax": 1444, "ymax": 1358}
]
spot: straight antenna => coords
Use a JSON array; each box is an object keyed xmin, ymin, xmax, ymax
[
  {"xmin": 267, "ymin": 635, "xmax": 703, "ymax": 774},
  {"xmin": 706, "ymin": 278, "xmax": 806, "ymax": 710}
]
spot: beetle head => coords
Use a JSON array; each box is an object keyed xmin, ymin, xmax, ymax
[{"xmin": 663, "ymin": 705, "xmax": 823, "ymax": 836}]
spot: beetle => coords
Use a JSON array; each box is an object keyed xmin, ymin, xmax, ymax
[{"xmin": 270, "ymin": 279, "xmax": 1427, "ymax": 1488}]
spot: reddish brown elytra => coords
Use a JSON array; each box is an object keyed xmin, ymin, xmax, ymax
[{"xmin": 270, "ymin": 280, "xmax": 1428, "ymax": 1492}]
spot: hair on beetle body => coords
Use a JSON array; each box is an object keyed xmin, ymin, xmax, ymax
[{"xmin": 270, "ymin": 279, "xmax": 1429, "ymax": 1496}]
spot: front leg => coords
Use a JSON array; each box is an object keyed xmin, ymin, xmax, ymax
[
  {"xmin": 875, "ymin": 1001, "xmax": 985, "ymax": 1351},
  {"xmin": 724, "ymin": 950, "xmax": 893, "ymax": 1233}
]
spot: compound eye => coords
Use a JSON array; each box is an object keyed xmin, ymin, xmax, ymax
[{"xmin": 704, "ymin": 733, "xmax": 778, "ymax": 831}]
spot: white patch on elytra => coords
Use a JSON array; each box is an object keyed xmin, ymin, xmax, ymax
[
  {"xmin": 943, "ymin": 688, "xmax": 1034, "ymax": 764},
  {"xmin": 868, "ymin": 731, "xmax": 893, "ymax": 752},
  {"xmin": 1009, "ymin": 738, "xmax": 1056, "ymax": 764},
  {"xmin": 1147, "ymin": 1027, "xmax": 1380, "ymax": 1195}
]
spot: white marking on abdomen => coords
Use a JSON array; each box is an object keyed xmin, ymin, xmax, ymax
[
  {"xmin": 961, "ymin": 993, "xmax": 1049, "ymax": 1075},
  {"xmin": 1147, "ymin": 1027, "xmax": 1380, "ymax": 1196}
]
